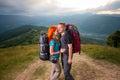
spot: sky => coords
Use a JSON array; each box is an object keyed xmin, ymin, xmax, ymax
[{"xmin": 0, "ymin": 0, "xmax": 120, "ymax": 16}]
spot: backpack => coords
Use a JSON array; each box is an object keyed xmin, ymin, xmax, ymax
[
  {"xmin": 39, "ymin": 33, "xmax": 50, "ymax": 61},
  {"xmin": 66, "ymin": 24, "xmax": 81, "ymax": 54}
]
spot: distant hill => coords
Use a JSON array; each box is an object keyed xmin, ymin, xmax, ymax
[
  {"xmin": 81, "ymin": 36, "xmax": 104, "ymax": 45},
  {"xmin": 76, "ymin": 14, "xmax": 120, "ymax": 34},
  {"xmin": 0, "ymin": 14, "xmax": 120, "ymax": 34},
  {"xmin": 0, "ymin": 25, "xmax": 103, "ymax": 48},
  {"xmin": 0, "ymin": 25, "xmax": 48, "ymax": 48},
  {"xmin": 0, "ymin": 14, "xmax": 120, "ymax": 41},
  {"xmin": 0, "ymin": 15, "xmax": 52, "ymax": 33}
]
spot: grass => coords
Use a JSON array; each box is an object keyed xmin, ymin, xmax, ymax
[
  {"xmin": 0, "ymin": 44, "xmax": 120, "ymax": 80},
  {"xmin": 82, "ymin": 44, "xmax": 120, "ymax": 65},
  {"xmin": 0, "ymin": 44, "xmax": 39, "ymax": 80},
  {"xmin": 31, "ymin": 65, "xmax": 46, "ymax": 80},
  {"xmin": 34, "ymin": 65, "xmax": 46, "ymax": 76}
]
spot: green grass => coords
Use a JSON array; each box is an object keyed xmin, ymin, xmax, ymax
[
  {"xmin": 0, "ymin": 44, "xmax": 39, "ymax": 80},
  {"xmin": 82, "ymin": 44, "xmax": 120, "ymax": 65},
  {"xmin": 0, "ymin": 44, "xmax": 120, "ymax": 80}
]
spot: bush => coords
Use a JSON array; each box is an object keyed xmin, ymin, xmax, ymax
[{"xmin": 106, "ymin": 30, "xmax": 120, "ymax": 48}]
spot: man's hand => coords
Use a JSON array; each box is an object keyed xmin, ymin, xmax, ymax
[
  {"xmin": 60, "ymin": 48, "xmax": 66, "ymax": 53},
  {"xmin": 68, "ymin": 58, "xmax": 72, "ymax": 64}
]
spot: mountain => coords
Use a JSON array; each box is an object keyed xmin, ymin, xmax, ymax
[
  {"xmin": 0, "ymin": 14, "xmax": 120, "ymax": 40},
  {"xmin": 0, "ymin": 25, "xmax": 103, "ymax": 48},
  {"xmin": 81, "ymin": 36, "xmax": 104, "ymax": 45},
  {"xmin": 76, "ymin": 14, "xmax": 120, "ymax": 34},
  {"xmin": 0, "ymin": 25, "xmax": 48, "ymax": 48},
  {"xmin": 0, "ymin": 15, "xmax": 60, "ymax": 33}
]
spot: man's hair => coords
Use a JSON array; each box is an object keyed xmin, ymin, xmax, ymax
[{"xmin": 58, "ymin": 22, "xmax": 66, "ymax": 27}]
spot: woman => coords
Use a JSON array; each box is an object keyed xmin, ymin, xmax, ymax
[{"xmin": 48, "ymin": 26, "xmax": 61, "ymax": 80}]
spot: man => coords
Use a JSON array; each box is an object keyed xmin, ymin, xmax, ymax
[{"xmin": 57, "ymin": 22, "xmax": 74, "ymax": 80}]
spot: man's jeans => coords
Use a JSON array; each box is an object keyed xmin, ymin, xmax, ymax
[{"xmin": 61, "ymin": 53, "xmax": 74, "ymax": 80}]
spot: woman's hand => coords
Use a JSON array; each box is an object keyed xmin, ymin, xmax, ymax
[{"xmin": 60, "ymin": 48, "xmax": 66, "ymax": 53}]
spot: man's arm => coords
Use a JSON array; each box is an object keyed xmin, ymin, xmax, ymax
[
  {"xmin": 68, "ymin": 43, "xmax": 73, "ymax": 64},
  {"xmin": 65, "ymin": 31, "xmax": 73, "ymax": 64}
]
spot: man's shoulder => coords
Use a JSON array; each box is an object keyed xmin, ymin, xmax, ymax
[
  {"xmin": 64, "ymin": 30, "xmax": 70, "ymax": 36},
  {"xmin": 64, "ymin": 30, "xmax": 73, "ymax": 38}
]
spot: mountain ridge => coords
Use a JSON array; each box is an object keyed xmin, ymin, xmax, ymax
[
  {"xmin": 0, "ymin": 14, "xmax": 120, "ymax": 34},
  {"xmin": 0, "ymin": 25, "xmax": 48, "ymax": 48},
  {"xmin": 0, "ymin": 25, "xmax": 103, "ymax": 48}
]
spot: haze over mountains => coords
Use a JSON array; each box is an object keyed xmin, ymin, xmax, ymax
[
  {"xmin": 0, "ymin": 14, "xmax": 120, "ymax": 41},
  {"xmin": 0, "ymin": 25, "xmax": 104, "ymax": 48}
]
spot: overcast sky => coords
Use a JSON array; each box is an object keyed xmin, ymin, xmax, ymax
[{"xmin": 0, "ymin": 0, "xmax": 120, "ymax": 16}]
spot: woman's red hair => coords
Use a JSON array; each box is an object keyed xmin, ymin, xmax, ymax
[{"xmin": 47, "ymin": 26, "xmax": 57, "ymax": 43}]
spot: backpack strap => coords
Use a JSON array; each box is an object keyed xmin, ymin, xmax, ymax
[{"xmin": 78, "ymin": 33, "xmax": 81, "ymax": 55}]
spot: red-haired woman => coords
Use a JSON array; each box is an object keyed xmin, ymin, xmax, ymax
[{"xmin": 48, "ymin": 26, "xmax": 61, "ymax": 80}]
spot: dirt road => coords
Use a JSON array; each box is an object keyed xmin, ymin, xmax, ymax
[{"xmin": 15, "ymin": 53, "xmax": 120, "ymax": 80}]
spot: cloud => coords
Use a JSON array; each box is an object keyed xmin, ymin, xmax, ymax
[
  {"xmin": 0, "ymin": 0, "xmax": 120, "ymax": 16},
  {"xmin": 0, "ymin": 0, "xmax": 77, "ymax": 16},
  {"xmin": 0, "ymin": 0, "xmax": 58, "ymax": 16},
  {"xmin": 101, "ymin": 0, "xmax": 120, "ymax": 10},
  {"xmin": 94, "ymin": 0, "xmax": 120, "ymax": 14}
]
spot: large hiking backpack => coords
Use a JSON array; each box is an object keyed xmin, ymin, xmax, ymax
[
  {"xmin": 39, "ymin": 33, "xmax": 50, "ymax": 60},
  {"xmin": 66, "ymin": 24, "xmax": 81, "ymax": 54}
]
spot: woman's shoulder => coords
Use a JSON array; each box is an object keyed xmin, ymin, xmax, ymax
[
  {"xmin": 49, "ymin": 39, "xmax": 54, "ymax": 45},
  {"xmin": 50, "ymin": 39, "xmax": 58, "ymax": 45},
  {"xmin": 50, "ymin": 39, "xmax": 55, "ymax": 43},
  {"xmin": 50, "ymin": 39, "xmax": 54, "ymax": 42},
  {"xmin": 50, "ymin": 39, "xmax": 58, "ymax": 44}
]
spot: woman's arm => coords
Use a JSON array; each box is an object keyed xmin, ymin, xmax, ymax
[{"xmin": 50, "ymin": 46, "xmax": 59, "ymax": 55}]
